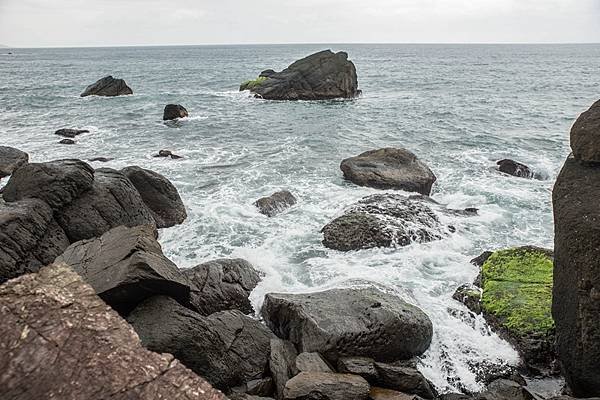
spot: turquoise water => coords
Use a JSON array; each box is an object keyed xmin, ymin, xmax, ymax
[{"xmin": 1, "ymin": 44, "xmax": 599, "ymax": 392}]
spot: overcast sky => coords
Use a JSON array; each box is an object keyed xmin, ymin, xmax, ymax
[{"xmin": 1, "ymin": 0, "xmax": 599, "ymax": 47}]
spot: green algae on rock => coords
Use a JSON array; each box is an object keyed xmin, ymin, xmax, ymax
[{"xmin": 240, "ymin": 76, "xmax": 268, "ymax": 91}]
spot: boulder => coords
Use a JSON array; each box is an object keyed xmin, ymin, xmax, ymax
[
  {"xmin": 479, "ymin": 379, "xmax": 538, "ymax": 400},
  {"xmin": 570, "ymin": 99, "xmax": 600, "ymax": 162},
  {"xmin": 295, "ymin": 352, "xmax": 333, "ymax": 373},
  {"xmin": 232, "ymin": 377, "xmax": 274, "ymax": 398},
  {"xmin": 121, "ymin": 166, "xmax": 187, "ymax": 228},
  {"xmin": 56, "ymin": 167, "xmax": 155, "ymax": 242},
  {"xmin": 55, "ymin": 225, "xmax": 191, "ymax": 315},
  {"xmin": 2, "ymin": 159, "xmax": 94, "ymax": 210},
  {"xmin": 153, "ymin": 149, "xmax": 183, "ymax": 159},
  {"xmin": 54, "ymin": 128, "xmax": 89, "ymax": 138},
  {"xmin": 321, "ymin": 194, "xmax": 447, "ymax": 251},
  {"xmin": 240, "ymin": 50, "xmax": 360, "ymax": 100},
  {"xmin": 0, "ymin": 146, "xmax": 28, "ymax": 178},
  {"xmin": 59, "ymin": 139, "xmax": 75, "ymax": 145},
  {"xmin": 261, "ymin": 287, "xmax": 433, "ymax": 363},
  {"xmin": 553, "ymin": 154, "xmax": 600, "ymax": 396},
  {"xmin": 341, "ymin": 148, "xmax": 436, "ymax": 194},
  {"xmin": 270, "ymin": 338, "xmax": 299, "ymax": 400},
  {"xmin": 254, "ymin": 190, "xmax": 297, "ymax": 217},
  {"xmin": 452, "ymin": 283, "xmax": 483, "ymax": 314},
  {"xmin": 496, "ymin": 159, "xmax": 534, "ymax": 179},
  {"xmin": 283, "ymin": 372, "xmax": 370, "ymax": 400},
  {"xmin": 128, "ymin": 295, "xmax": 274, "ymax": 390},
  {"xmin": 183, "ymin": 258, "xmax": 261, "ymax": 315},
  {"xmin": 337, "ymin": 357, "xmax": 379, "ymax": 382},
  {"xmin": 0, "ymin": 263, "xmax": 225, "ymax": 400},
  {"xmin": 369, "ymin": 387, "xmax": 423, "ymax": 400},
  {"xmin": 80, "ymin": 75, "xmax": 133, "ymax": 97},
  {"xmin": 163, "ymin": 104, "xmax": 189, "ymax": 120}
]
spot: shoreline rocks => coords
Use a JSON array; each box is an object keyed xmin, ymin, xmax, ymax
[
  {"xmin": 163, "ymin": 104, "xmax": 189, "ymax": 120},
  {"xmin": 0, "ymin": 146, "xmax": 28, "ymax": 178},
  {"xmin": 80, "ymin": 75, "xmax": 133, "ymax": 97}
]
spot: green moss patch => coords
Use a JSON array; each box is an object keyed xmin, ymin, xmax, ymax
[{"xmin": 240, "ymin": 76, "xmax": 267, "ymax": 91}]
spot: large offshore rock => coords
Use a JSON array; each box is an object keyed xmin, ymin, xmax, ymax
[
  {"xmin": 55, "ymin": 225, "xmax": 191, "ymax": 314},
  {"xmin": 121, "ymin": 166, "xmax": 187, "ymax": 228},
  {"xmin": 283, "ymin": 372, "xmax": 370, "ymax": 400},
  {"xmin": 128, "ymin": 295, "xmax": 274, "ymax": 391},
  {"xmin": 570, "ymin": 99, "xmax": 600, "ymax": 163},
  {"xmin": 553, "ymin": 154, "xmax": 600, "ymax": 396},
  {"xmin": 56, "ymin": 167, "xmax": 155, "ymax": 242},
  {"xmin": 0, "ymin": 146, "xmax": 28, "ymax": 178},
  {"xmin": 261, "ymin": 287, "xmax": 433, "ymax": 363},
  {"xmin": 340, "ymin": 148, "xmax": 436, "ymax": 194},
  {"xmin": 2, "ymin": 159, "xmax": 94, "ymax": 210},
  {"xmin": 240, "ymin": 50, "xmax": 359, "ymax": 100},
  {"xmin": 0, "ymin": 263, "xmax": 225, "ymax": 400},
  {"xmin": 80, "ymin": 75, "xmax": 133, "ymax": 97}
]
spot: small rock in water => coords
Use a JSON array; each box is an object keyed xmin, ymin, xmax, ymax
[
  {"xmin": 80, "ymin": 75, "xmax": 133, "ymax": 97},
  {"xmin": 59, "ymin": 139, "xmax": 75, "ymax": 145},
  {"xmin": 153, "ymin": 149, "xmax": 183, "ymax": 159},
  {"xmin": 496, "ymin": 159, "xmax": 534, "ymax": 178},
  {"xmin": 88, "ymin": 157, "xmax": 113, "ymax": 162},
  {"xmin": 163, "ymin": 104, "xmax": 189, "ymax": 120},
  {"xmin": 254, "ymin": 190, "xmax": 297, "ymax": 217},
  {"xmin": 55, "ymin": 128, "xmax": 89, "ymax": 138}
]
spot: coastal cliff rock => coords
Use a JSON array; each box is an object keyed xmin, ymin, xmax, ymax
[
  {"xmin": 341, "ymin": 148, "xmax": 436, "ymax": 194},
  {"xmin": 163, "ymin": 104, "xmax": 189, "ymax": 120},
  {"xmin": 240, "ymin": 50, "xmax": 359, "ymax": 100},
  {"xmin": 0, "ymin": 146, "xmax": 28, "ymax": 178},
  {"xmin": 254, "ymin": 190, "xmax": 297, "ymax": 217},
  {"xmin": 261, "ymin": 287, "xmax": 433, "ymax": 363},
  {"xmin": 80, "ymin": 75, "xmax": 133, "ymax": 97}
]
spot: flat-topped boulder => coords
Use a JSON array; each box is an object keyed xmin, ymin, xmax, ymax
[
  {"xmin": 80, "ymin": 75, "xmax": 133, "ymax": 97},
  {"xmin": 55, "ymin": 128, "xmax": 89, "ymax": 138},
  {"xmin": 261, "ymin": 287, "xmax": 433, "ymax": 363},
  {"xmin": 163, "ymin": 104, "xmax": 189, "ymax": 120},
  {"xmin": 254, "ymin": 190, "xmax": 297, "ymax": 217},
  {"xmin": 341, "ymin": 148, "xmax": 436, "ymax": 194},
  {"xmin": 240, "ymin": 50, "xmax": 360, "ymax": 100},
  {"xmin": 570, "ymin": 99, "xmax": 600, "ymax": 163},
  {"xmin": 0, "ymin": 146, "xmax": 28, "ymax": 178}
]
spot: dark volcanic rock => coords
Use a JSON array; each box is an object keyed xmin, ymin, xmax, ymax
[
  {"xmin": 59, "ymin": 138, "xmax": 75, "ymax": 145},
  {"xmin": 570, "ymin": 99, "xmax": 600, "ymax": 163},
  {"xmin": 0, "ymin": 263, "xmax": 226, "ymax": 400},
  {"xmin": 121, "ymin": 166, "xmax": 187, "ymax": 228},
  {"xmin": 321, "ymin": 194, "xmax": 447, "ymax": 251},
  {"xmin": 55, "ymin": 225, "xmax": 191, "ymax": 314},
  {"xmin": 283, "ymin": 372, "xmax": 370, "ymax": 400},
  {"xmin": 0, "ymin": 146, "xmax": 28, "ymax": 178},
  {"xmin": 254, "ymin": 190, "xmax": 297, "ymax": 217},
  {"xmin": 2, "ymin": 159, "xmax": 94, "ymax": 210},
  {"xmin": 261, "ymin": 287, "xmax": 433, "ymax": 363},
  {"xmin": 341, "ymin": 148, "xmax": 436, "ymax": 194},
  {"xmin": 128, "ymin": 295, "xmax": 274, "ymax": 390},
  {"xmin": 55, "ymin": 128, "xmax": 89, "ymax": 138},
  {"xmin": 56, "ymin": 167, "xmax": 155, "ymax": 242},
  {"xmin": 80, "ymin": 75, "xmax": 133, "ymax": 97},
  {"xmin": 553, "ymin": 153, "xmax": 600, "ymax": 396},
  {"xmin": 240, "ymin": 50, "xmax": 360, "ymax": 100},
  {"xmin": 163, "ymin": 104, "xmax": 189, "ymax": 120},
  {"xmin": 183, "ymin": 258, "xmax": 261, "ymax": 315},
  {"xmin": 270, "ymin": 338, "xmax": 299, "ymax": 400},
  {"xmin": 496, "ymin": 159, "xmax": 534, "ymax": 179}
]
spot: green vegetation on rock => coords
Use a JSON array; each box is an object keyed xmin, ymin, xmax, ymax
[{"xmin": 240, "ymin": 76, "xmax": 267, "ymax": 91}]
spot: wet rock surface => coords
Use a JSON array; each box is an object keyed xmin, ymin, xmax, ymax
[
  {"xmin": 254, "ymin": 190, "xmax": 297, "ymax": 217},
  {"xmin": 80, "ymin": 75, "xmax": 133, "ymax": 97},
  {"xmin": 496, "ymin": 159, "xmax": 535, "ymax": 179},
  {"xmin": 54, "ymin": 128, "xmax": 89, "ymax": 138},
  {"xmin": 163, "ymin": 104, "xmax": 189, "ymax": 120},
  {"xmin": 0, "ymin": 146, "xmax": 28, "ymax": 178},
  {"xmin": 570, "ymin": 99, "xmax": 600, "ymax": 163}
]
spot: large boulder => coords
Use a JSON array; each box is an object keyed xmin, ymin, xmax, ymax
[
  {"xmin": 80, "ymin": 75, "xmax": 133, "ymax": 97},
  {"xmin": 570, "ymin": 99, "xmax": 600, "ymax": 162},
  {"xmin": 261, "ymin": 287, "xmax": 433, "ymax": 363},
  {"xmin": 0, "ymin": 263, "xmax": 225, "ymax": 400},
  {"xmin": 321, "ymin": 194, "xmax": 448, "ymax": 251},
  {"xmin": 553, "ymin": 153, "xmax": 600, "ymax": 396},
  {"xmin": 121, "ymin": 166, "xmax": 187, "ymax": 228},
  {"xmin": 283, "ymin": 372, "xmax": 370, "ymax": 400},
  {"xmin": 254, "ymin": 190, "xmax": 297, "ymax": 217},
  {"xmin": 0, "ymin": 146, "xmax": 28, "ymax": 178},
  {"xmin": 56, "ymin": 167, "xmax": 155, "ymax": 242},
  {"xmin": 240, "ymin": 50, "xmax": 359, "ymax": 100},
  {"xmin": 128, "ymin": 295, "xmax": 274, "ymax": 391},
  {"xmin": 163, "ymin": 104, "xmax": 189, "ymax": 120},
  {"xmin": 183, "ymin": 258, "xmax": 261, "ymax": 315},
  {"xmin": 55, "ymin": 225, "xmax": 191, "ymax": 315},
  {"xmin": 340, "ymin": 148, "xmax": 436, "ymax": 194}
]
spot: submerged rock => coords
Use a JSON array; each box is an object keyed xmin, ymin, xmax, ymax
[
  {"xmin": 163, "ymin": 104, "xmax": 189, "ymax": 120},
  {"xmin": 0, "ymin": 146, "xmax": 28, "ymax": 178},
  {"xmin": 59, "ymin": 138, "xmax": 75, "ymax": 145},
  {"xmin": 80, "ymin": 75, "xmax": 133, "ymax": 97},
  {"xmin": 88, "ymin": 157, "xmax": 113, "ymax": 162},
  {"xmin": 283, "ymin": 372, "xmax": 370, "ymax": 400},
  {"xmin": 55, "ymin": 128, "xmax": 89, "ymax": 138},
  {"xmin": 496, "ymin": 159, "xmax": 534, "ymax": 179},
  {"xmin": 0, "ymin": 263, "xmax": 225, "ymax": 400},
  {"xmin": 153, "ymin": 149, "xmax": 183, "ymax": 159},
  {"xmin": 254, "ymin": 190, "xmax": 297, "ymax": 217},
  {"xmin": 570, "ymin": 99, "xmax": 600, "ymax": 163},
  {"xmin": 341, "ymin": 148, "xmax": 436, "ymax": 194},
  {"xmin": 261, "ymin": 287, "xmax": 433, "ymax": 363},
  {"xmin": 240, "ymin": 50, "xmax": 360, "ymax": 100}
]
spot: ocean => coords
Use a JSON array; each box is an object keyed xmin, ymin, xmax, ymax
[{"xmin": 1, "ymin": 43, "xmax": 599, "ymax": 393}]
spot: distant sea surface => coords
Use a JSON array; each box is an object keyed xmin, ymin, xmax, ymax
[{"xmin": 1, "ymin": 44, "xmax": 599, "ymax": 392}]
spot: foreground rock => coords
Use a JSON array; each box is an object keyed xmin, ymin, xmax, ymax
[
  {"xmin": 55, "ymin": 128, "xmax": 89, "ymax": 138},
  {"xmin": 262, "ymin": 287, "xmax": 433, "ymax": 362},
  {"xmin": 254, "ymin": 190, "xmax": 297, "ymax": 217},
  {"xmin": 240, "ymin": 50, "xmax": 359, "ymax": 100},
  {"xmin": 496, "ymin": 159, "xmax": 534, "ymax": 179},
  {"xmin": 121, "ymin": 166, "xmax": 187, "ymax": 228},
  {"xmin": 321, "ymin": 194, "xmax": 448, "ymax": 251},
  {"xmin": 570, "ymin": 99, "xmax": 600, "ymax": 162},
  {"xmin": 341, "ymin": 148, "xmax": 436, "ymax": 194},
  {"xmin": 0, "ymin": 146, "xmax": 28, "ymax": 178},
  {"xmin": 128, "ymin": 295, "xmax": 273, "ymax": 390},
  {"xmin": 163, "ymin": 104, "xmax": 189, "ymax": 120},
  {"xmin": 270, "ymin": 338, "xmax": 299, "ymax": 399},
  {"xmin": 283, "ymin": 372, "xmax": 369, "ymax": 400},
  {"xmin": 553, "ymin": 152, "xmax": 600, "ymax": 396},
  {"xmin": 56, "ymin": 225, "xmax": 191, "ymax": 314},
  {"xmin": 183, "ymin": 258, "xmax": 261, "ymax": 315},
  {"xmin": 0, "ymin": 263, "xmax": 225, "ymax": 400},
  {"xmin": 80, "ymin": 75, "xmax": 133, "ymax": 97}
]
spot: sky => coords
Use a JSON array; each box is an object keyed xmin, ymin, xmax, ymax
[{"xmin": 0, "ymin": 0, "xmax": 599, "ymax": 47}]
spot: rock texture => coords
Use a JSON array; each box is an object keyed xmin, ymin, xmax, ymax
[
  {"xmin": 240, "ymin": 50, "xmax": 360, "ymax": 100},
  {"xmin": 341, "ymin": 148, "xmax": 436, "ymax": 194},
  {"xmin": 0, "ymin": 146, "xmax": 28, "ymax": 178},
  {"xmin": 254, "ymin": 190, "xmax": 297, "ymax": 217},
  {"xmin": 283, "ymin": 372, "xmax": 370, "ymax": 400},
  {"xmin": 54, "ymin": 128, "xmax": 89, "ymax": 138},
  {"xmin": 163, "ymin": 104, "xmax": 189, "ymax": 120},
  {"xmin": 295, "ymin": 352, "xmax": 333, "ymax": 373},
  {"xmin": 80, "ymin": 75, "xmax": 133, "ymax": 97},
  {"xmin": 270, "ymin": 338, "xmax": 299, "ymax": 400},
  {"xmin": 570, "ymin": 99, "xmax": 600, "ymax": 162},
  {"xmin": 262, "ymin": 287, "xmax": 433, "ymax": 363},
  {"xmin": 0, "ymin": 263, "xmax": 226, "ymax": 400},
  {"xmin": 183, "ymin": 258, "xmax": 261, "ymax": 315},
  {"xmin": 59, "ymin": 139, "xmax": 75, "ymax": 145},
  {"xmin": 121, "ymin": 166, "xmax": 187, "ymax": 228},
  {"xmin": 496, "ymin": 159, "xmax": 534, "ymax": 179}
]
